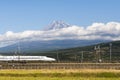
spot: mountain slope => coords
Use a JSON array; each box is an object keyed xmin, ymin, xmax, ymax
[
  {"xmin": 0, "ymin": 40, "xmax": 109, "ymax": 53},
  {"xmin": 0, "ymin": 40, "xmax": 119, "ymax": 63},
  {"xmin": 36, "ymin": 40, "xmax": 120, "ymax": 63}
]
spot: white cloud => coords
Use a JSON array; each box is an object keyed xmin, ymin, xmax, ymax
[{"xmin": 0, "ymin": 22, "xmax": 120, "ymax": 46}]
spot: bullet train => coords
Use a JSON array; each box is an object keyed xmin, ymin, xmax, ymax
[{"xmin": 0, "ymin": 55, "xmax": 56, "ymax": 61}]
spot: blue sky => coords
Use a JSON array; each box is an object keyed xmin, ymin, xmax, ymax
[{"xmin": 0, "ymin": 0, "xmax": 120, "ymax": 34}]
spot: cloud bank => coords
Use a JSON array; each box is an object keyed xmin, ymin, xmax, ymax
[{"xmin": 0, "ymin": 22, "xmax": 120, "ymax": 47}]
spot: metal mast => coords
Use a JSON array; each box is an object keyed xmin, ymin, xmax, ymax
[
  {"xmin": 94, "ymin": 45, "xmax": 101, "ymax": 63},
  {"xmin": 81, "ymin": 51, "xmax": 84, "ymax": 63},
  {"xmin": 17, "ymin": 42, "xmax": 21, "ymax": 61},
  {"xmin": 56, "ymin": 50, "xmax": 59, "ymax": 62},
  {"xmin": 110, "ymin": 43, "xmax": 112, "ymax": 63}
]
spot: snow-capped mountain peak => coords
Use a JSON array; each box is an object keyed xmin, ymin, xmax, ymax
[{"xmin": 44, "ymin": 20, "xmax": 71, "ymax": 30}]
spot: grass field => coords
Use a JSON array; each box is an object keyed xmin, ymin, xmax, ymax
[{"xmin": 0, "ymin": 69, "xmax": 120, "ymax": 80}]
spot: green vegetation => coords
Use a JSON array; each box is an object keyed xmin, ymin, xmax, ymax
[
  {"xmin": 0, "ymin": 77, "xmax": 119, "ymax": 80},
  {"xmin": 29, "ymin": 40, "xmax": 120, "ymax": 63},
  {"xmin": 0, "ymin": 69, "xmax": 120, "ymax": 80},
  {"xmin": 1, "ymin": 40, "xmax": 120, "ymax": 63}
]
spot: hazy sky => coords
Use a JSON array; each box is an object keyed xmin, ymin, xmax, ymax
[{"xmin": 0, "ymin": 0, "xmax": 120, "ymax": 34}]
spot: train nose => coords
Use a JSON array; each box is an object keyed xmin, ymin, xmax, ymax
[
  {"xmin": 43, "ymin": 56, "xmax": 56, "ymax": 61},
  {"xmin": 48, "ymin": 58, "xmax": 56, "ymax": 61},
  {"xmin": 47, "ymin": 58, "xmax": 56, "ymax": 61}
]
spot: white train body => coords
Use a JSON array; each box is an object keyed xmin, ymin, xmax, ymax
[{"xmin": 0, "ymin": 56, "xmax": 56, "ymax": 61}]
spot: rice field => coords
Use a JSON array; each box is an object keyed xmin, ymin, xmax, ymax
[{"xmin": 0, "ymin": 69, "xmax": 120, "ymax": 80}]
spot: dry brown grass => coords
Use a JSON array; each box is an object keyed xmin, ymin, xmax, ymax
[
  {"xmin": 0, "ymin": 69, "xmax": 120, "ymax": 80},
  {"xmin": 0, "ymin": 69, "xmax": 120, "ymax": 74}
]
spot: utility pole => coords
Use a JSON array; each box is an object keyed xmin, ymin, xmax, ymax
[
  {"xmin": 98, "ymin": 45, "xmax": 102, "ymax": 63},
  {"xmin": 94, "ymin": 46, "xmax": 97, "ymax": 62},
  {"xmin": 81, "ymin": 51, "xmax": 84, "ymax": 63},
  {"xmin": 17, "ymin": 42, "xmax": 21, "ymax": 61},
  {"xmin": 18, "ymin": 42, "xmax": 20, "ymax": 55},
  {"xmin": 110, "ymin": 43, "xmax": 112, "ymax": 63},
  {"xmin": 74, "ymin": 53, "xmax": 77, "ymax": 62},
  {"xmin": 94, "ymin": 45, "xmax": 101, "ymax": 63},
  {"xmin": 56, "ymin": 50, "xmax": 59, "ymax": 62}
]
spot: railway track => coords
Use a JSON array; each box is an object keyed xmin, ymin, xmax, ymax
[{"xmin": 0, "ymin": 62, "xmax": 120, "ymax": 69}]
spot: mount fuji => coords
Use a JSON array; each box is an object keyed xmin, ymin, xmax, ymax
[
  {"xmin": 44, "ymin": 21, "xmax": 71, "ymax": 30},
  {"xmin": 0, "ymin": 21, "xmax": 111, "ymax": 53}
]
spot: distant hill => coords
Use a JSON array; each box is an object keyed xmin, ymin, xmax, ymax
[
  {"xmin": 0, "ymin": 40, "xmax": 119, "ymax": 63},
  {"xmin": 31, "ymin": 40, "xmax": 120, "ymax": 63},
  {"xmin": 0, "ymin": 39, "xmax": 109, "ymax": 53}
]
